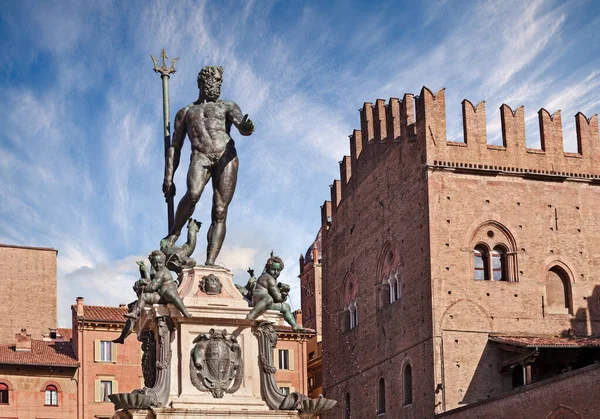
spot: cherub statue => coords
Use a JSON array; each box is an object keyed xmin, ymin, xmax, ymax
[
  {"xmin": 235, "ymin": 268, "xmax": 257, "ymax": 301},
  {"xmin": 245, "ymin": 253, "xmax": 303, "ymax": 331},
  {"xmin": 124, "ymin": 250, "xmax": 192, "ymax": 319},
  {"xmin": 160, "ymin": 218, "xmax": 200, "ymax": 274}
]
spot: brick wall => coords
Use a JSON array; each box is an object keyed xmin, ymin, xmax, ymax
[
  {"xmin": 321, "ymin": 96, "xmax": 435, "ymax": 418},
  {"xmin": 0, "ymin": 365, "xmax": 77, "ymax": 419},
  {"xmin": 436, "ymin": 363, "xmax": 600, "ymax": 419},
  {"xmin": 0, "ymin": 245, "xmax": 57, "ymax": 343},
  {"xmin": 317, "ymin": 86, "xmax": 600, "ymax": 417}
]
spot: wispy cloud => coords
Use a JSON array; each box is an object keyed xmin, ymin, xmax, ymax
[{"xmin": 1, "ymin": 0, "xmax": 599, "ymax": 331}]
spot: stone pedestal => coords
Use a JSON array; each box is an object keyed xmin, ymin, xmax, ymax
[{"xmin": 120, "ymin": 266, "xmax": 300, "ymax": 419}]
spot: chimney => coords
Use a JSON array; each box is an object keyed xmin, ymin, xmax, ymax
[
  {"xmin": 76, "ymin": 297, "xmax": 84, "ymax": 317},
  {"xmin": 15, "ymin": 329, "xmax": 32, "ymax": 352},
  {"xmin": 119, "ymin": 303, "xmax": 127, "ymax": 308},
  {"xmin": 294, "ymin": 309, "xmax": 303, "ymax": 327}
]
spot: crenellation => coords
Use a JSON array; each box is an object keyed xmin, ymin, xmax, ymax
[
  {"xmin": 575, "ymin": 112, "xmax": 599, "ymax": 158},
  {"xmin": 334, "ymin": 88, "xmax": 600, "ymax": 219},
  {"xmin": 401, "ymin": 93, "xmax": 416, "ymax": 139},
  {"xmin": 538, "ymin": 108, "xmax": 563, "ymax": 156},
  {"xmin": 387, "ymin": 98, "xmax": 401, "ymax": 141},
  {"xmin": 462, "ymin": 99, "xmax": 487, "ymax": 146},
  {"xmin": 373, "ymin": 99, "xmax": 387, "ymax": 142},
  {"xmin": 418, "ymin": 86, "xmax": 447, "ymax": 152},
  {"xmin": 340, "ymin": 156, "xmax": 352, "ymax": 187},
  {"xmin": 330, "ymin": 180, "xmax": 342, "ymax": 210},
  {"xmin": 360, "ymin": 102, "xmax": 375, "ymax": 145},
  {"xmin": 500, "ymin": 104, "xmax": 526, "ymax": 149},
  {"xmin": 350, "ymin": 129, "xmax": 362, "ymax": 163},
  {"xmin": 320, "ymin": 200, "xmax": 332, "ymax": 231}
]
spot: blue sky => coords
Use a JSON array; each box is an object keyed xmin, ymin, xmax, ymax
[{"xmin": 1, "ymin": 0, "xmax": 599, "ymax": 327}]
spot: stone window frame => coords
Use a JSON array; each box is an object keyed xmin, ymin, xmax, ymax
[
  {"xmin": 339, "ymin": 272, "xmax": 359, "ymax": 333},
  {"xmin": 469, "ymin": 221, "xmax": 518, "ymax": 282},
  {"xmin": 376, "ymin": 241, "xmax": 403, "ymax": 310}
]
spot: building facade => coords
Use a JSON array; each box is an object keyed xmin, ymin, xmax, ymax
[
  {"xmin": 0, "ymin": 244, "xmax": 57, "ymax": 344},
  {"xmin": 316, "ymin": 88, "xmax": 600, "ymax": 417},
  {"xmin": 71, "ymin": 298, "xmax": 144, "ymax": 419},
  {"xmin": 0, "ymin": 329, "xmax": 78, "ymax": 419},
  {"xmin": 299, "ymin": 231, "xmax": 324, "ymax": 398},
  {"xmin": 273, "ymin": 313, "xmax": 315, "ymax": 396}
]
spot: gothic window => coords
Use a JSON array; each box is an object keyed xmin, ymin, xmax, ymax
[
  {"xmin": 470, "ymin": 221, "xmax": 518, "ymax": 282},
  {"xmin": 349, "ymin": 303, "xmax": 358, "ymax": 329},
  {"xmin": 377, "ymin": 377, "xmax": 386, "ymax": 414},
  {"xmin": 491, "ymin": 247, "xmax": 506, "ymax": 281},
  {"xmin": 389, "ymin": 268, "xmax": 402, "ymax": 303},
  {"xmin": 474, "ymin": 245, "xmax": 489, "ymax": 281},
  {"xmin": 44, "ymin": 385, "xmax": 58, "ymax": 406},
  {"xmin": 377, "ymin": 243, "xmax": 402, "ymax": 309},
  {"xmin": 0, "ymin": 383, "xmax": 8, "ymax": 404},
  {"xmin": 545, "ymin": 266, "xmax": 572, "ymax": 314},
  {"xmin": 341, "ymin": 274, "xmax": 359, "ymax": 332},
  {"xmin": 403, "ymin": 363, "xmax": 413, "ymax": 406}
]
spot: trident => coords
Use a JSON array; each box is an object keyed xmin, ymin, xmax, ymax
[{"xmin": 150, "ymin": 49, "xmax": 179, "ymax": 234}]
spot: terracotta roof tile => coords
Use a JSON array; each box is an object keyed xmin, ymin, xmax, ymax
[
  {"xmin": 274, "ymin": 325, "xmax": 317, "ymax": 338},
  {"xmin": 0, "ymin": 340, "xmax": 78, "ymax": 367},
  {"xmin": 72, "ymin": 304, "xmax": 127, "ymax": 323},
  {"xmin": 490, "ymin": 335, "xmax": 600, "ymax": 348}
]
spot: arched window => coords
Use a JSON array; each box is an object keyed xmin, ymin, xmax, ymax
[
  {"xmin": 474, "ymin": 245, "xmax": 489, "ymax": 281},
  {"xmin": 349, "ymin": 303, "xmax": 358, "ymax": 329},
  {"xmin": 546, "ymin": 266, "xmax": 572, "ymax": 314},
  {"xmin": 345, "ymin": 392, "xmax": 351, "ymax": 419},
  {"xmin": 377, "ymin": 377, "xmax": 386, "ymax": 414},
  {"xmin": 389, "ymin": 268, "xmax": 402, "ymax": 303},
  {"xmin": 0, "ymin": 383, "xmax": 8, "ymax": 404},
  {"xmin": 44, "ymin": 385, "xmax": 58, "ymax": 406},
  {"xmin": 491, "ymin": 247, "xmax": 506, "ymax": 281},
  {"xmin": 470, "ymin": 221, "xmax": 518, "ymax": 282},
  {"xmin": 403, "ymin": 364, "xmax": 412, "ymax": 406}
]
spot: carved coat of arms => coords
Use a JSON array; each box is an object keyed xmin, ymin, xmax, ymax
[{"xmin": 190, "ymin": 329, "xmax": 243, "ymax": 398}]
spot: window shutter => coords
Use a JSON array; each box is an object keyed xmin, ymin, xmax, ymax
[
  {"xmin": 289, "ymin": 349, "xmax": 295, "ymax": 371},
  {"xmin": 112, "ymin": 380, "xmax": 118, "ymax": 395},
  {"xmin": 94, "ymin": 341, "xmax": 101, "ymax": 362},
  {"xmin": 111, "ymin": 342, "xmax": 118, "ymax": 363},
  {"xmin": 274, "ymin": 349, "xmax": 280, "ymax": 370},
  {"xmin": 94, "ymin": 380, "xmax": 101, "ymax": 402}
]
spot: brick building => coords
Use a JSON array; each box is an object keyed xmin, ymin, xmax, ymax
[
  {"xmin": 0, "ymin": 244, "xmax": 57, "ymax": 344},
  {"xmin": 315, "ymin": 88, "xmax": 600, "ymax": 417},
  {"xmin": 299, "ymin": 231, "xmax": 324, "ymax": 398},
  {"xmin": 71, "ymin": 298, "xmax": 144, "ymax": 419},
  {"xmin": 273, "ymin": 313, "xmax": 315, "ymax": 396},
  {"xmin": 0, "ymin": 328, "xmax": 78, "ymax": 419}
]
